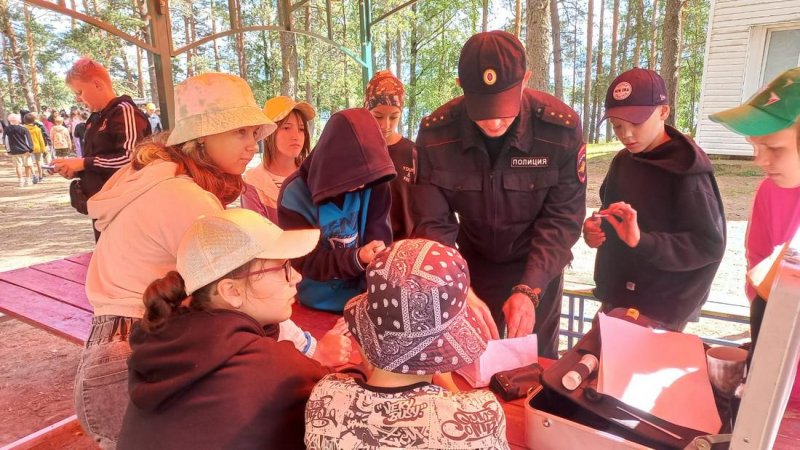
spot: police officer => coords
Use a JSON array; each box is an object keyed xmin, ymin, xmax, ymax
[{"xmin": 411, "ymin": 30, "xmax": 587, "ymax": 359}]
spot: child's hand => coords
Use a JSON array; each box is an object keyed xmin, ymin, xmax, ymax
[
  {"xmin": 603, "ymin": 202, "xmax": 641, "ymax": 248},
  {"xmin": 583, "ymin": 214, "xmax": 606, "ymax": 248},
  {"xmin": 313, "ymin": 318, "xmax": 353, "ymax": 367},
  {"xmin": 358, "ymin": 240, "xmax": 386, "ymax": 265}
]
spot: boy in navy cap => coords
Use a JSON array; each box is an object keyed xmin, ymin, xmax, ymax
[
  {"xmin": 583, "ymin": 68, "xmax": 726, "ymax": 330},
  {"xmin": 411, "ymin": 30, "xmax": 586, "ymax": 358}
]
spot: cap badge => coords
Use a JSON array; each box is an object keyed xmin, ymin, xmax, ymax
[
  {"xmin": 483, "ymin": 69, "xmax": 497, "ymax": 86},
  {"xmin": 613, "ymin": 82, "xmax": 632, "ymax": 101},
  {"xmin": 764, "ymin": 91, "xmax": 781, "ymax": 106}
]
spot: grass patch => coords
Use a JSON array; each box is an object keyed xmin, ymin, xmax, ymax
[
  {"xmin": 712, "ymin": 162, "xmax": 762, "ymax": 177},
  {"xmin": 587, "ymin": 142, "xmax": 620, "ymax": 155}
]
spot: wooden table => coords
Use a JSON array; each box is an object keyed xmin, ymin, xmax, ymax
[{"xmin": 1, "ymin": 253, "xmax": 800, "ymax": 449}]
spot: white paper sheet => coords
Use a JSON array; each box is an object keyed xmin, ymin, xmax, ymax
[
  {"xmin": 456, "ymin": 334, "xmax": 538, "ymax": 388},
  {"xmin": 597, "ymin": 313, "xmax": 721, "ymax": 434}
]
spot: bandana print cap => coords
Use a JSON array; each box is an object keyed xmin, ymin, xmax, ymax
[
  {"xmin": 344, "ymin": 239, "xmax": 487, "ymax": 375},
  {"xmin": 364, "ymin": 70, "xmax": 405, "ymax": 111}
]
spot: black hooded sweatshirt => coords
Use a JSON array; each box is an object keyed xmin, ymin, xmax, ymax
[
  {"xmin": 118, "ymin": 309, "xmax": 328, "ymax": 450},
  {"xmin": 78, "ymin": 95, "xmax": 150, "ymax": 199},
  {"xmin": 593, "ymin": 126, "xmax": 726, "ymax": 328}
]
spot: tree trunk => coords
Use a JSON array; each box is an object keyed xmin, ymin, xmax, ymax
[
  {"xmin": 303, "ymin": 3, "xmax": 315, "ymax": 138},
  {"xmin": 582, "ymin": 0, "xmax": 594, "ymax": 141},
  {"xmin": 385, "ymin": 35, "xmax": 392, "ymax": 71},
  {"xmin": 406, "ymin": 5, "xmax": 419, "ymax": 137},
  {"xmin": 619, "ymin": 0, "xmax": 632, "ymax": 72},
  {"xmin": 70, "ymin": 0, "xmax": 76, "ymax": 29},
  {"xmin": 661, "ymin": 0, "xmax": 683, "ymax": 126},
  {"xmin": 514, "ymin": 0, "xmax": 522, "ymax": 37},
  {"xmin": 1, "ymin": 1, "xmax": 36, "ymax": 110},
  {"xmin": 648, "ymin": 0, "xmax": 659, "ymax": 69},
  {"xmin": 184, "ymin": 15, "xmax": 193, "ymax": 77},
  {"xmin": 23, "ymin": 3, "xmax": 40, "ymax": 111},
  {"xmin": 592, "ymin": 0, "xmax": 605, "ymax": 142},
  {"xmin": 525, "ymin": 0, "xmax": 550, "ymax": 91},
  {"xmin": 210, "ymin": 0, "xmax": 221, "ymax": 72},
  {"xmin": 122, "ymin": 51, "xmax": 134, "ymax": 92},
  {"xmin": 482, "ymin": 0, "xmax": 489, "ymax": 32},
  {"xmin": 550, "ymin": 0, "xmax": 563, "ymax": 99},
  {"xmin": 396, "ymin": 31, "xmax": 403, "ymax": 135},
  {"xmin": 342, "ymin": 0, "xmax": 350, "ymax": 108},
  {"xmin": 632, "ymin": 0, "xmax": 643, "ymax": 67},
  {"xmin": 571, "ymin": 14, "xmax": 578, "ymax": 109},
  {"xmin": 607, "ymin": 0, "xmax": 620, "ymax": 141},
  {"xmin": 1, "ymin": 29, "xmax": 17, "ymax": 106}
]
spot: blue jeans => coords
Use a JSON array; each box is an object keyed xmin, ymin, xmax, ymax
[{"xmin": 74, "ymin": 316, "xmax": 138, "ymax": 449}]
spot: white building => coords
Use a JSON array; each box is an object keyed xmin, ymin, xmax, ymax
[{"xmin": 696, "ymin": 0, "xmax": 800, "ymax": 156}]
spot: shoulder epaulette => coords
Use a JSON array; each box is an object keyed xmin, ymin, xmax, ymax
[
  {"xmin": 537, "ymin": 105, "xmax": 578, "ymax": 128},
  {"xmin": 420, "ymin": 106, "xmax": 458, "ymax": 131}
]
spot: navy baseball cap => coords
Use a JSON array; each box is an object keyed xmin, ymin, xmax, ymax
[
  {"xmin": 603, "ymin": 68, "xmax": 669, "ymax": 124},
  {"xmin": 458, "ymin": 30, "xmax": 527, "ymax": 121}
]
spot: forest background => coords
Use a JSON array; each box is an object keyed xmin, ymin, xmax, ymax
[{"xmin": 1, "ymin": 0, "xmax": 707, "ymax": 143}]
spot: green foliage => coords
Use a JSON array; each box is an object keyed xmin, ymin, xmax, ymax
[{"xmin": 1, "ymin": 0, "xmax": 710, "ymax": 144}]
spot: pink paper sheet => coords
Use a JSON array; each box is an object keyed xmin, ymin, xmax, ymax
[{"xmin": 597, "ymin": 313, "xmax": 721, "ymax": 434}]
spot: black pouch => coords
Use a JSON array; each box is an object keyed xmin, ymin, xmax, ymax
[
  {"xmin": 490, "ymin": 362, "xmax": 544, "ymax": 401},
  {"xmin": 69, "ymin": 179, "xmax": 89, "ymax": 215}
]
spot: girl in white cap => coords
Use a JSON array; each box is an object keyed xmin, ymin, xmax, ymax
[
  {"xmin": 118, "ymin": 209, "xmax": 328, "ymax": 450},
  {"xmin": 75, "ymin": 72, "xmax": 275, "ymax": 449}
]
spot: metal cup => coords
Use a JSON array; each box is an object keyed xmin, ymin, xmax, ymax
[{"xmin": 706, "ymin": 346, "xmax": 747, "ymax": 396}]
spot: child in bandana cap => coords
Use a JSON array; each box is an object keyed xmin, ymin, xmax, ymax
[
  {"xmin": 365, "ymin": 70, "xmax": 417, "ymax": 239},
  {"xmin": 709, "ymin": 67, "xmax": 800, "ymax": 378},
  {"xmin": 304, "ymin": 238, "xmax": 509, "ymax": 450}
]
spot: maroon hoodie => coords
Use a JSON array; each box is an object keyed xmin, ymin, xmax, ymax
[
  {"xmin": 278, "ymin": 108, "xmax": 396, "ymax": 283},
  {"xmin": 118, "ymin": 309, "xmax": 328, "ymax": 450}
]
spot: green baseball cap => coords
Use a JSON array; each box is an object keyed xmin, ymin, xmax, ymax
[{"xmin": 709, "ymin": 67, "xmax": 800, "ymax": 136}]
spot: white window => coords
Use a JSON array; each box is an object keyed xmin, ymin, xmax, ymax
[{"xmin": 743, "ymin": 24, "xmax": 800, "ymax": 100}]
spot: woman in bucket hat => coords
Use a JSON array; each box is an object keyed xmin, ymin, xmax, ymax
[
  {"xmin": 75, "ymin": 72, "xmax": 275, "ymax": 449},
  {"xmin": 304, "ymin": 238, "xmax": 510, "ymax": 450},
  {"xmin": 118, "ymin": 209, "xmax": 328, "ymax": 450},
  {"xmin": 242, "ymin": 95, "xmax": 315, "ymax": 223}
]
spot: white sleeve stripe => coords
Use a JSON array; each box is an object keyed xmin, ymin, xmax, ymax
[{"xmin": 92, "ymin": 103, "xmax": 138, "ymax": 167}]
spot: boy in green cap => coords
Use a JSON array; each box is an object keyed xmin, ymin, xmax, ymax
[{"xmin": 709, "ymin": 66, "xmax": 800, "ymax": 363}]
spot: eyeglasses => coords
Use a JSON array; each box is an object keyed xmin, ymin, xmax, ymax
[{"xmin": 242, "ymin": 260, "xmax": 292, "ymax": 282}]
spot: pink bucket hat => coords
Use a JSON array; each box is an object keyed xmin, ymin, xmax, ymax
[{"xmin": 344, "ymin": 239, "xmax": 487, "ymax": 375}]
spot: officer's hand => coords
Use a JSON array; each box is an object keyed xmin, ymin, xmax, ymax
[
  {"xmin": 583, "ymin": 215, "xmax": 606, "ymax": 248},
  {"xmin": 603, "ymin": 202, "xmax": 641, "ymax": 248},
  {"xmin": 466, "ymin": 288, "xmax": 500, "ymax": 340},
  {"xmin": 358, "ymin": 240, "xmax": 386, "ymax": 265},
  {"xmin": 503, "ymin": 293, "xmax": 536, "ymax": 338}
]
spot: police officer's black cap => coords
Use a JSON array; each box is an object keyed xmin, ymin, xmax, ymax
[{"xmin": 458, "ymin": 30, "xmax": 527, "ymax": 121}]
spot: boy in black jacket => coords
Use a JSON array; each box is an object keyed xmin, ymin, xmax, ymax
[
  {"xmin": 4, "ymin": 113, "xmax": 34, "ymax": 187},
  {"xmin": 583, "ymin": 68, "xmax": 726, "ymax": 329},
  {"xmin": 52, "ymin": 57, "xmax": 150, "ymax": 241}
]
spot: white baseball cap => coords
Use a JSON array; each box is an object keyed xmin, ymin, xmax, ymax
[{"xmin": 177, "ymin": 209, "xmax": 319, "ymax": 294}]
